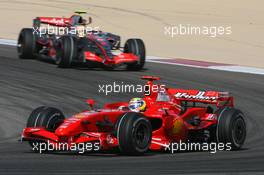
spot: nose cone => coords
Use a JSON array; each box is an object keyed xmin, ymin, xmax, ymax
[
  {"xmin": 55, "ymin": 127, "xmax": 71, "ymax": 136},
  {"xmin": 55, "ymin": 118, "xmax": 82, "ymax": 136}
]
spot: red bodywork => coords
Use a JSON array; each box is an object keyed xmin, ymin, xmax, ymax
[{"xmin": 21, "ymin": 76, "xmax": 234, "ymax": 152}]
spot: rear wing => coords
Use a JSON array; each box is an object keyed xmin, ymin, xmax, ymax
[
  {"xmin": 168, "ymin": 89, "xmax": 234, "ymax": 107},
  {"xmin": 33, "ymin": 17, "xmax": 70, "ymax": 27}
]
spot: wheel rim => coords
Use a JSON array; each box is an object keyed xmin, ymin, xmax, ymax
[
  {"xmin": 232, "ymin": 117, "xmax": 246, "ymax": 145},
  {"xmin": 132, "ymin": 121, "xmax": 150, "ymax": 149}
]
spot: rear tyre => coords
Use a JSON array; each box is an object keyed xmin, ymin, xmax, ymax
[
  {"xmin": 216, "ymin": 107, "xmax": 246, "ymax": 150},
  {"xmin": 116, "ymin": 112, "xmax": 152, "ymax": 155},
  {"xmin": 26, "ymin": 106, "xmax": 65, "ymax": 150},
  {"xmin": 124, "ymin": 39, "xmax": 145, "ymax": 71},
  {"xmin": 56, "ymin": 35, "xmax": 78, "ymax": 68},
  {"xmin": 17, "ymin": 28, "xmax": 36, "ymax": 59}
]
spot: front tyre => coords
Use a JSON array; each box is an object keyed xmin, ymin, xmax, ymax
[
  {"xmin": 56, "ymin": 35, "xmax": 77, "ymax": 68},
  {"xmin": 216, "ymin": 107, "xmax": 246, "ymax": 150},
  {"xmin": 124, "ymin": 39, "xmax": 145, "ymax": 71},
  {"xmin": 116, "ymin": 112, "xmax": 152, "ymax": 155},
  {"xmin": 26, "ymin": 106, "xmax": 65, "ymax": 150}
]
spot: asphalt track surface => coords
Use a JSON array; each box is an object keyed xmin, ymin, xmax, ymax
[{"xmin": 0, "ymin": 44, "xmax": 264, "ymax": 175}]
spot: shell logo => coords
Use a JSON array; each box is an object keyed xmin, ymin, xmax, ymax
[
  {"xmin": 172, "ymin": 119, "xmax": 185, "ymax": 135},
  {"xmin": 74, "ymin": 113, "xmax": 86, "ymax": 119}
]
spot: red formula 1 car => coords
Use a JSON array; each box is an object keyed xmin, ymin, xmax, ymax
[
  {"xmin": 21, "ymin": 76, "xmax": 246, "ymax": 155},
  {"xmin": 17, "ymin": 12, "xmax": 145, "ymax": 70}
]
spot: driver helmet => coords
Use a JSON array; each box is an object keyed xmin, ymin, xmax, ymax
[
  {"xmin": 71, "ymin": 15, "xmax": 86, "ymax": 26},
  {"xmin": 128, "ymin": 98, "xmax": 146, "ymax": 112}
]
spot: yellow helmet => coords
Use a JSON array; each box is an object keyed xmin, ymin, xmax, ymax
[{"xmin": 128, "ymin": 98, "xmax": 146, "ymax": 112}]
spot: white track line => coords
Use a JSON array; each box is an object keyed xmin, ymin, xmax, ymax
[
  {"xmin": 209, "ymin": 66, "xmax": 264, "ymax": 75},
  {"xmin": 0, "ymin": 39, "xmax": 17, "ymax": 46},
  {"xmin": 1, "ymin": 38, "xmax": 263, "ymax": 75},
  {"xmin": 147, "ymin": 57, "xmax": 203, "ymax": 68},
  {"xmin": 147, "ymin": 56, "xmax": 264, "ymax": 75}
]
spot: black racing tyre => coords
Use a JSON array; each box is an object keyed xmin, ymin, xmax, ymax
[
  {"xmin": 116, "ymin": 112, "xmax": 152, "ymax": 155},
  {"xmin": 124, "ymin": 39, "xmax": 145, "ymax": 70},
  {"xmin": 216, "ymin": 107, "xmax": 246, "ymax": 150},
  {"xmin": 27, "ymin": 106, "xmax": 65, "ymax": 131},
  {"xmin": 17, "ymin": 28, "xmax": 37, "ymax": 59},
  {"xmin": 26, "ymin": 106, "xmax": 65, "ymax": 150},
  {"xmin": 56, "ymin": 35, "xmax": 78, "ymax": 68}
]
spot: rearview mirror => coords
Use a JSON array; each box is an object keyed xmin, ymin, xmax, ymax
[{"xmin": 86, "ymin": 99, "xmax": 95, "ymax": 109}]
